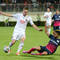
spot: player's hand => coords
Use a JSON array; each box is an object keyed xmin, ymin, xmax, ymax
[{"xmin": 39, "ymin": 28, "xmax": 43, "ymax": 31}]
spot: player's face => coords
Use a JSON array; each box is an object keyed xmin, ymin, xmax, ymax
[
  {"xmin": 47, "ymin": 8, "xmax": 50, "ymax": 12},
  {"xmin": 56, "ymin": 10, "xmax": 59, "ymax": 14},
  {"xmin": 23, "ymin": 10, "xmax": 28, "ymax": 16},
  {"xmin": 53, "ymin": 31, "xmax": 58, "ymax": 38}
]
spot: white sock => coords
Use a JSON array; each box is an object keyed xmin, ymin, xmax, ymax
[
  {"xmin": 17, "ymin": 42, "xmax": 24, "ymax": 52},
  {"xmin": 48, "ymin": 28, "xmax": 51, "ymax": 34}
]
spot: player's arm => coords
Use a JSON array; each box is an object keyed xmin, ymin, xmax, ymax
[
  {"xmin": 29, "ymin": 17, "xmax": 43, "ymax": 31},
  {"xmin": 0, "ymin": 11, "xmax": 12, "ymax": 17},
  {"xmin": 32, "ymin": 24, "xmax": 43, "ymax": 31}
]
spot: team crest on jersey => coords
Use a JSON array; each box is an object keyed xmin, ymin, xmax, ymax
[{"xmin": 20, "ymin": 20, "xmax": 25, "ymax": 24}]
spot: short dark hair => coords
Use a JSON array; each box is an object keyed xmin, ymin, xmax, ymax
[
  {"xmin": 23, "ymin": 6, "xmax": 28, "ymax": 10},
  {"xmin": 47, "ymin": 7, "xmax": 50, "ymax": 10}
]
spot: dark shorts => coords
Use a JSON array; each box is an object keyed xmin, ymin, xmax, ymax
[
  {"xmin": 53, "ymin": 26, "xmax": 60, "ymax": 34},
  {"xmin": 38, "ymin": 46, "xmax": 52, "ymax": 55},
  {"xmin": 53, "ymin": 26, "xmax": 60, "ymax": 31}
]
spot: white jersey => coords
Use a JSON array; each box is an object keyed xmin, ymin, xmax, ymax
[
  {"xmin": 12, "ymin": 13, "xmax": 34, "ymax": 33},
  {"xmin": 44, "ymin": 12, "xmax": 52, "ymax": 23}
]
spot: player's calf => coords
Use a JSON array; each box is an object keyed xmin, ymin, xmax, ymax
[
  {"xmin": 23, "ymin": 47, "xmax": 40, "ymax": 54},
  {"xmin": 31, "ymin": 51, "xmax": 48, "ymax": 56},
  {"xmin": 9, "ymin": 40, "xmax": 16, "ymax": 47},
  {"xmin": 16, "ymin": 37, "xmax": 25, "ymax": 55}
]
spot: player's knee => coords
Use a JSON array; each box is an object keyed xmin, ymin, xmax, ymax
[
  {"xmin": 21, "ymin": 37, "xmax": 25, "ymax": 42},
  {"xmin": 33, "ymin": 46, "xmax": 40, "ymax": 50},
  {"xmin": 48, "ymin": 26, "xmax": 51, "ymax": 28},
  {"xmin": 42, "ymin": 51, "xmax": 48, "ymax": 55},
  {"xmin": 12, "ymin": 40, "xmax": 16, "ymax": 44}
]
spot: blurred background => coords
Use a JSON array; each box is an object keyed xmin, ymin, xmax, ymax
[
  {"xmin": 0, "ymin": 0, "xmax": 60, "ymax": 12},
  {"xmin": 0, "ymin": 0, "xmax": 60, "ymax": 26}
]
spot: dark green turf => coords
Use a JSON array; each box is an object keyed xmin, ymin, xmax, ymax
[{"xmin": 0, "ymin": 27, "xmax": 60, "ymax": 60}]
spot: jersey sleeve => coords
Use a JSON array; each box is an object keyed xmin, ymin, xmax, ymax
[
  {"xmin": 51, "ymin": 12, "xmax": 52, "ymax": 14},
  {"xmin": 29, "ymin": 17, "xmax": 34, "ymax": 25},
  {"xmin": 49, "ymin": 34, "xmax": 55, "ymax": 39},
  {"xmin": 12, "ymin": 13, "xmax": 19, "ymax": 19},
  {"xmin": 44, "ymin": 12, "xmax": 47, "ymax": 17}
]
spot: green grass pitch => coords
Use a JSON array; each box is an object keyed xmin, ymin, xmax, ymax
[{"xmin": 0, "ymin": 26, "xmax": 60, "ymax": 60}]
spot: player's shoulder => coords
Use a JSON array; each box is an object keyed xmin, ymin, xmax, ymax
[
  {"xmin": 18, "ymin": 13, "xmax": 23, "ymax": 16},
  {"xmin": 26, "ymin": 15, "xmax": 32, "ymax": 21},
  {"xmin": 50, "ymin": 12, "xmax": 52, "ymax": 14},
  {"xmin": 27, "ymin": 15, "xmax": 32, "ymax": 19},
  {"xmin": 45, "ymin": 12, "xmax": 50, "ymax": 15},
  {"xmin": 53, "ymin": 14, "xmax": 57, "ymax": 16},
  {"xmin": 48, "ymin": 12, "xmax": 52, "ymax": 14},
  {"xmin": 45, "ymin": 12, "xmax": 52, "ymax": 14}
]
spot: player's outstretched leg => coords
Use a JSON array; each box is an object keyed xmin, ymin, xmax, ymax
[
  {"xmin": 31, "ymin": 51, "xmax": 48, "ymax": 56},
  {"xmin": 16, "ymin": 37, "xmax": 25, "ymax": 55},
  {"xmin": 23, "ymin": 46, "xmax": 48, "ymax": 56},
  {"xmin": 45, "ymin": 23, "xmax": 51, "ymax": 34},
  {"xmin": 23, "ymin": 46, "xmax": 40, "ymax": 54},
  {"xmin": 47, "ymin": 25, "xmax": 51, "ymax": 34},
  {"xmin": 8, "ymin": 40, "xmax": 16, "ymax": 53},
  {"xmin": 45, "ymin": 24, "xmax": 47, "ymax": 33},
  {"xmin": 23, "ymin": 48, "xmax": 36, "ymax": 54}
]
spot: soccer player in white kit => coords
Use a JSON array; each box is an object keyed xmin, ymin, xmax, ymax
[
  {"xmin": 0, "ymin": 7, "xmax": 42, "ymax": 55},
  {"xmin": 44, "ymin": 8, "xmax": 52, "ymax": 34}
]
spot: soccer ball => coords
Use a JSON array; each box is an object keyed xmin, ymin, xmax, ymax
[{"xmin": 4, "ymin": 46, "xmax": 10, "ymax": 53}]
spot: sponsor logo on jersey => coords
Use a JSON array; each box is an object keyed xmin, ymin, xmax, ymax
[{"xmin": 50, "ymin": 39, "xmax": 58, "ymax": 45}]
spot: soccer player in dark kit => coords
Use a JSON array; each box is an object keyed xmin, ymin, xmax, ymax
[
  {"xmin": 52, "ymin": 9, "xmax": 60, "ymax": 32},
  {"xmin": 23, "ymin": 30, "xmax": 60, "ymax": 55},
  {"xmin": 23, "ymin": 9, "xmax": 60, "ymax": 55}
]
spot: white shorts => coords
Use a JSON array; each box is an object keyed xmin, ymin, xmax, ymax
[
  {"xmin": 46, "ymin": 21, "xmax": 51, "ymax": 26},
  {"xmin": 46, "ymin": 20, "xmax": 51, "ymax": 26},
  {"xmin": 11, "ymin": 31, "xmax": 25, "ymax": 41},
  {"xmin": 46, "ymin": 23, "xmax": 51, "ymax": 26}
]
